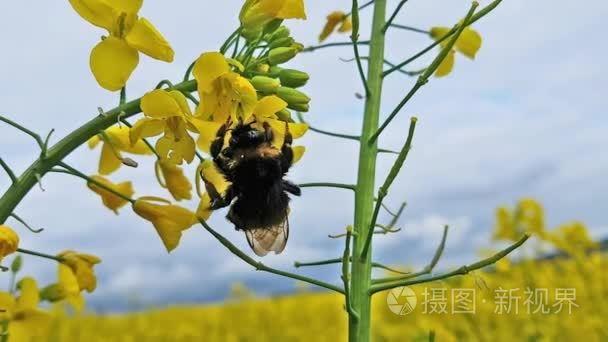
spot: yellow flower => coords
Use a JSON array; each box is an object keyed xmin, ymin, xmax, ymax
[
  {"xmin": 132, "ymin": 197, "xmax": 198, "ymax": 252},
  {"xmin": 87, "ymin": 175, "xmax": 134, "ymax": 214},
  {"xmin": 88, "ymin": 125, "xmax": 152, "ymax": 175},
  {"xmin": 57, "ymin": 263, "xmax": 86, "ymax": 312},
  {"xmin": 130, "ymin": 89, "xmax": 197, "ymax": 165},
  {"xmin": 493, "ymin": 207, "xmax": 517, "ymax": 241},
  {"xmin": 193, "ymin": 52, "xmax": 258, "ymax": 123},
  {"xmin": 57, "ymin": 250, "xmax": 101, "ymax": 293},
  {"xmin": 0, "ymin": 225, "xmax": 19, "ymax": 262},
  {"xmin": 319, "ymin": 11, "xmax": 352, "ymax": 42},
  {"xmin": 548, "ymin": 222, "xmax": 597, "ymax": 256},
  {"xmin": 156, "ymin": 160, "xmax": 192, "ymax": 201},
  {"xmin": 517, "ymin": 198, "xmax": 545, "ymax": 237},
  {"xmin": 430, "ymin": 26, "xmax": 481, "ymax": 77},
  {"xmin": 69, "ymin": 0, "xmax": 174, "ymax": 90},
  {"xmin": 0, "ymin": 277, "xmax": 51, "ymax": 340},
  {"xmin": 240, "ymin": 0, "xmax": 306, "ymax": 31}
]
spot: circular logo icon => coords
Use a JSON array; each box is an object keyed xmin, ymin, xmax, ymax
[{"xmin": 386, "ymin": 286, "xmax": 417, "ymax": 315}]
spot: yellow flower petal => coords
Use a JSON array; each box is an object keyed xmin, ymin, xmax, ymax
[
  {"xmin": 105, "ymin": 0, "xmax": 142, "ymax": 14},
  {"xmin": 201, "ymin": 159, "xmax": 230, "ymax": 195},
  {"xmin": 168, "ymin": 91, "xmax": 193, "ymax": 116},
  {"xmin": 87, "ymin": 175, "xmax": 134, "ymax": 214},
  {"xmin": 141, "ymin": 89, "xmax": 183, "ymax": 118},
  {"xmin": 276, "ymin": 0, "xmax": 307, "ymax": 19},
  {"xmin": 68, "ymin": 0, "xmax": 115, "ymax": 30},
  {"xmin": 429, "ymin": 26, "xmax": 451, "ymax": 43},
  {"xmin": 338, "ymin": 17, "xmax": 352, "ymax": 33},
  {"xmin": 129, "ymin": 118, "xmax": 165, "ymax": 145},
  {"xmin": 319, "ymin": 11, "xmax": 345, "ymax": 42},
  {"xmin": 434, "ymin": 49, "xmax": 455, "ymax": 77},
  {"xmin": 157, "ymin": 160, "xmax": 192, "ymax": 201},
  {"xmin": 196, "ymin": 192, "xmax": 212, "ymax": 220},
  {"xmin": 191, "ymin": 119, "xmax": 223, "ymax": 153},
  {"xmin": 105, "ymin": 125, "xmax": 152, "ymax": 155},
  {"xmin": 58, "ymin": 251, "xmax": 101, "ymax": 293},
  {"xmin": 265, "ymin": 120, "xmax": 308, "ymax": 147},
  {"xmin": 456, "ymin": 27, "xmax": 482, "ymax": 59},
  {"xmin": 99, "ymin": 143, "xmax": 123, "ymax": 175},
  {"xmin": 193, "ymin": 52, "xmax": 230, "ymax": 93},
  {"xmin": 254, "ymin": 95, "xmax": 288, "ymax": 118},
  {"xmin": 132, "ymin": 199, "xmax": 197, "ymax": 252},
  {"xmin": 90, "ymin": 36, "xmax": 139, "ymax": 91},
  {"xmin": 88, "ymin": 134, "xmax": 101, "ymax": 149},
  {"xmin": 125, "ymin": 17, "xmax": 174, "ymax": 62},
  {"xmin": 292, "ymin": 146, "xmax": 305, "ymax": 164},
  {"xmin": 16, "ymin": 277, "xmax": 40, "ymax": 312},
  {"xmin": 0, "ymin": 225, "xmax": 19, "ymax": 261},
  {"xmin": 0, "ymin": 292, "xmax": 15, "ymax": 320}
]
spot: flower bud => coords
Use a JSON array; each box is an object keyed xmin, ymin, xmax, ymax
[
  {"xmin": 276, "ymin": 87, "xmax": 310, "ymax": 111},
  {"xmin": 279, "ymin": 69, "xmax": 309, "ymax": 88},
  {"xmin": 268, "ymin": 47, "xmax": 297, "ymax": 65},
  {"xmin": 291, "ymin": 42, "xmax": 305, "ymax": 52},
  {"xmin": 269, "ymin": 26, "xmax": 290, "ymax": 41},
  {"xmin": 263, "ymin": 19, "xmax": 283, "ymax": 35},
  {"xmin": 40, "ymin": 283, "xmax": 66, "ymax": 302},
  {"xmin": 268, "ymin": 66, "xmax": 283, "ymax": 78},
  {"xmin": 287, "ymin": 102, "xmax": 310, "ymax": 112},
  {"xmin": 241, "ymin": 27, "xmax": 262, "ymax": 42},
  {"xmin": 269, "ymin": 37, "xmax": 295, "ymax": 49},
  {"xmin": 10, "ymin": 255, "xmax": 22, "ymax": 273},
  {"xmin": 256, "ymin": 63, "xmax": 270, "ymax": 74},
  {"xmin": 251, "ymin": 76, "xmax": 281, "ymax": 93},
  {"xmin": 276, "ymin": 109, "xmax": 293, "ymax": 122}
]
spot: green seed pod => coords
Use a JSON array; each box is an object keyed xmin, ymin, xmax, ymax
[
  {"xmin": 269, "ymin": 37, "xmax": 295, "ymax": 49},
  {"xmin": 10, "ymin": 255, "xmax": 22, "ymax": 273},
  {"xmin": 276, "ymin": 87, "xmax": 310, "ymax": 111},
  {"xmin": 40, "ymin": 283, "xmax": 66, "ymax": 302},
  {"xmin": 287, "ymin": 102, "xmax": 310, "ymax": 112},
  {"xmin": 268, "ymin": 47, "xmax": 297, "ymax": 65},
  {"xmin": 279, "ymin": 69, "xmax": 309, "ymax": 88},
  {"xmin": 251, "ymin": 76, "xmax": 281, "ymax": 93},
  {"xmin": 276, "ymin": 109, "xmax": 293, "ymax": 122}
]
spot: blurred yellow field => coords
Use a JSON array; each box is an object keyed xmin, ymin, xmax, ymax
[{"xmin": 44, "ymin": 251, "xmax": 606, "ymax": 341}]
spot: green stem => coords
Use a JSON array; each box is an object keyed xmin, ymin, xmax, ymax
[
  {"xmin": 349, "ymin": 0, "xmax": 386, "ymax": 340},
  {"xmin": 295, "ymin": 257, "xmax": 409, "ymax": 275},
  {"xmin": 298, "ymin": 183, "xmax": 356, "ymax": 191},
  {"xmin": 0, "ymin": 115, "xmax": 44, "ymax": 148},
  {"xmin": 389, "ymin": 24, "xmax": 430, "ymax": 34},
  {"xmin": 198, "ymin": 219, "xmax": 344, "ymax": 294},
  {"xmin": 361, "ymin": 117, "xmax": 417, "ymax": 258},
  {"xmin": 372, "ymin": 225, "xmax": 447, "ymax": 284},
  {"xmin": 55, "ymin": 163, "xmax": 135, "ymax": 204},
  {"xmin": 370, "ymin": 234, "xmax": 530, "ymax": 294},
  {"xmin": 382, "ymin": 0, "xmax": 501, "ymax": 77},
  {"xmin": 342, "ymin": 227, "xmax": 359, "ymax": 320},
  {"xmin": 16, "ymin": 248, "xmax": 63, "ymax": 262},
  {"xmin": 303, "ymin": 41, "xmax": 370, "ymax": 52},
  {"xmin": 0, "ymin": 158, "xmax": 17, "ymax": 184},
  {"xmin": 0, "ymin": 80, "xmax": 196, "ymax": 224},
  {"xmin": 351, "ymin": 0, "xmax": 370, "ymax": 96},
  {"xmin": 382, "ymin": 0, "xmax": 409, "ymax": 33},
  {"xmin": 370, "ymin": 2, "xmax": 478, "ymax": 143},
  {"xmin": 346, "ymin": 0, "xmax": 375, "ymax": 16},
  {"xmin": 9, "ymin": 213, "xmax": 44, "ymax": 233}
]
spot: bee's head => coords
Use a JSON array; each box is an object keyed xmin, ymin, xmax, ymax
[{"xmin": 229, "ymin": 124, "xmax": 264, "ymax": 148}]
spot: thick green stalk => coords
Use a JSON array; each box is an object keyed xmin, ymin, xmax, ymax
[
  {"xmin": 0, "ymin": 80, "xmax": 196, "ymax": 224},
  {"xmin": 350, "ymin": 0, "xmax": 386, "ymax": 341}
]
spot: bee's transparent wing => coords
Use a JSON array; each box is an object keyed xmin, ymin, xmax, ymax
[{"xmin": 244, "ymin": 217, "xmax": 289, "ymax": 257}]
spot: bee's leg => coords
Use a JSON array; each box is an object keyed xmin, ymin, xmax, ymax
[
  {"xmin": 279, "ymin": 122, "xmax": 294, "ymax": 173},
  {"xmin": 262, "ymin": 121, "xmax": 274, "ymax": 143},
  {"xmin": 200, "ymin": 170, "xmax": 235, "ymax": 209},
  {"xmin": 282, "ymin": 180, "xmax": 301, "ymax": 196}
]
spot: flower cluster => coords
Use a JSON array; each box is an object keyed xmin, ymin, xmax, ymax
[{"xmin": 73, "ymin": 0, "xmax": 310, "ymax": 253}]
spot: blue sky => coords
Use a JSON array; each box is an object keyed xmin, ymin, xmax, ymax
[{"xmin": 0, "ymin": 0, "xmax": 606, "ymax": 311}]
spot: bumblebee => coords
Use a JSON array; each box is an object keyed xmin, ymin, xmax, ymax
[{"xmin": 201, "ymin": 118, "xmax": 301, "ymax": 256}]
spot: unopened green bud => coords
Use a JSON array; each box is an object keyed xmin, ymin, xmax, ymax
[
  {"xmin": 251, "ymin": 76, "xmax": 280, "ymax": 93},
  {"xmin": 255, "ymin": 63, "xmax": 270, "ymax": 74},
  {"xmin": 287, "ymin": 102, "xmax": 310, "ymax": 112},
  {"xmin": 40, "ymin": 283, "xmax": 67, "ymax": 302},
  {"xmin": 268, "ymin": 47, "xmax": 297, "ymax": 65},
  {"xmin": 279, "ymin": 69, "xmax": 309, "ymax": 88},
  {"xmin": 10, "ymin": 255, "xmax": 22, "ymax": 273},
  {"xmin": 276, "ymin": 109, "xmax": 293, "ymax": 122},
  {"xmin": 291, "ymin": 42, "xmax": 305, "ymax": 52},
  {"xmin": 269, "ymin": 26, "xmax": 290, "ymax": 41},
  {"xmin": 276, "ymin": 87, "xmax": 310, "ymax": 110},
  {"xmin": 269, "ymin": 37, "xmax": 295, "ymax": 49},
  {"xmin": 241, "ymin": 27, "xmax": 262, "ymax": 42},
  {"xmin": 268, "ymin": 66, "xmax": 283, "ymax": 78},
  {"xmin": 263, "ymin": 19, "xmax": 284, "ymax": 35}
]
